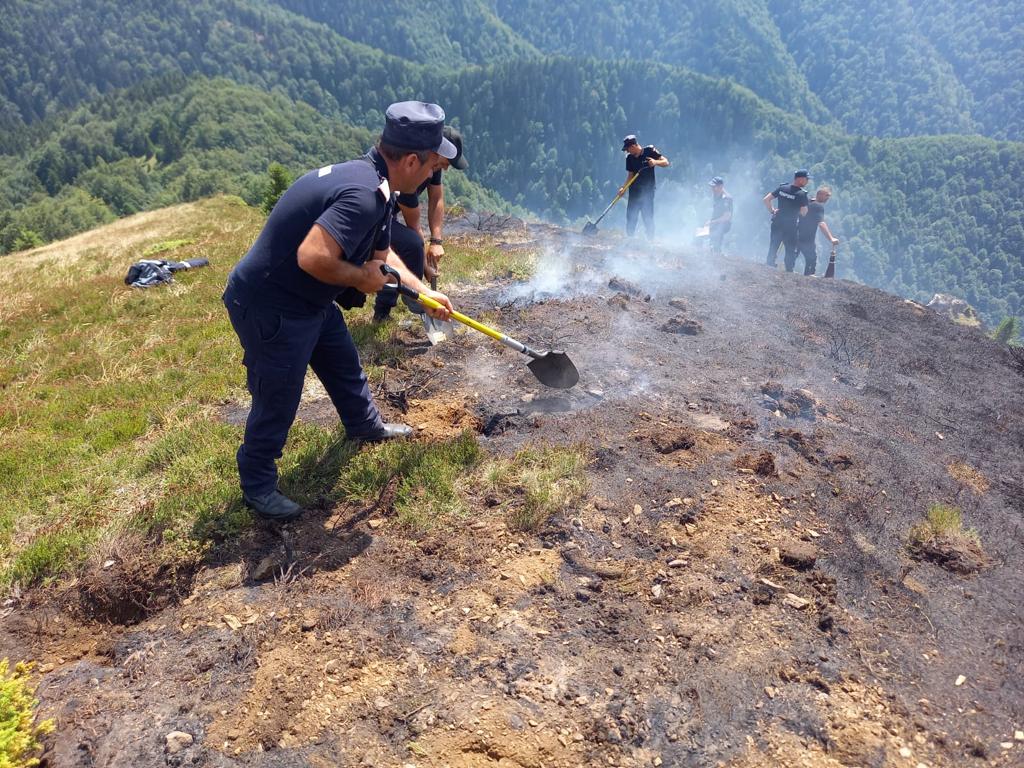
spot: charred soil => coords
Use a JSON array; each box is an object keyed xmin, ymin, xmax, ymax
[{"xmin": 3, "ymin": 227, "xmax": 1023, "ymax": 767}]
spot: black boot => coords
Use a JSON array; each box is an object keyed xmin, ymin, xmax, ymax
[
  {"xmin": 350, "ymin": 423, "xmax": 414, "ymax": 443},
  {"xmin": 243, "ymin": 489, "xmax": 303, "ymax": 522}
]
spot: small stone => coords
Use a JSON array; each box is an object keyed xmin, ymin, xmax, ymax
[
  {"xmin": 1001, "ymin": 742, "xmax": 1014, "ymax": 750},
  {"xmin": 667, "ymin": 559, "xmax": 686, "ymax": 568},
  {"xmin": 783, "ymin": 594, "xmax": 810, "ymax": 610},
  {"xmin": 252, "ymin": 554, "xmax": 277, "ymax": 580},
  {"xmin": 373, "ymin": 696, "xmax": 391, "ymax": 710},
  {"xmin": 955, "ymin": 675, "xmax": 967, "ymax": 687},
  {"xmin": 324, "ymin": 659, "xmax": 344, "ymax": 675},
  {"xmin": 654, "ymin": 758, "xmax": 663, "ymax": 766},
  {"xmin": 368, "ymin": 518, "xmax": 385, "ymax": 529},
  {"xmin": 764, "ymin": 686, "xmax": 776, "ymax": 699},
  {"xmin": 165, "ymin": 731, "xmax": 194, "ymax": 754},
  {"xmin": 899, "ymin": 747, "xmax": 913, "ymax": 758},
  {"xmin": 1015, "ymin": 731, "xmax": 1024, "ymax": 741},
  {"xmin": 651, "ymin": 584, "xmax": 663, "ymax": 599},
  {"xmin": 779, "ymin": 541, "xmax": 818, "ymax": 570},
  {"xmin": 711, "ymin": 479, "xmax": 719, "ymax": 487},
  {"xmin": 102, "ymin": 560, "xmax": 115, "ymax": 569}
]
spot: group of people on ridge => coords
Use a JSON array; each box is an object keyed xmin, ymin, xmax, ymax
[
  {"xmin": 618, "ymin": 134, "xmax": 838, "ymax": 276},
  {"xmin": 224, "ymin": 109, "xmax": 840, "ymax": 523}
]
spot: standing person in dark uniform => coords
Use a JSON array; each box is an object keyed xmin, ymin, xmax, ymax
[
  {"xmin": 620, "ymin": 134, "xmax": 670, "ymax": 239},
  {"xmin": 763, "ymin": 169, "xmax": 810, "ymax": 270},
  {"xmin": 705, "ymin": 176, "xmax": 733, "ymax": 256},
  {"xmin": 222, "ymin": 102, "xmax": 457, "ymax": 522},
  {"xmin": 796, "ymin": 185, "xmax": 839, "ymax": 276},
  {"xmin": 373, "ymin": 126, "xmax": 468, "ymax": 322}
]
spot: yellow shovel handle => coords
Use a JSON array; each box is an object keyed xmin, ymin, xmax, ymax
[{"xmin": 415, "ymin": 293, "xmax": 506, "ymax": 343}]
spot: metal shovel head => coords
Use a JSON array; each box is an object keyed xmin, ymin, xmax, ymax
[
  {"xmin": 582, "ymin": 220, "xmax": 599, "ymax": 236},
  {"xmin": 527, "ymin": 351, "xmax": 580, "ymax": 389},
  {"xmin": 421, "ymin": 313, "xmax": 454, "ymax": 345}
]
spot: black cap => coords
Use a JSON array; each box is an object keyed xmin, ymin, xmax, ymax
[
  {"xmin": 709, "ymin": 176, "xmax": 724, "ymax": 186},
  {"xmin": 382, "ymin": 101, "xmax": 457, "ymax": 159},
  {"xmin": 444, "ymin": 126, "xmax": 468, "ymax": 170},
  {"xmin": 794, "ymin": 169, "xmax": 811, "ymax": 179},
  {"xmin": 621, "ymin": 134, "xmax": 638, "ymax": 151}
]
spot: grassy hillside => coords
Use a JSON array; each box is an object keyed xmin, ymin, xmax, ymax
[{"xmin": 0, "ymin": 196, "xmax": 533, "ymax": 588}]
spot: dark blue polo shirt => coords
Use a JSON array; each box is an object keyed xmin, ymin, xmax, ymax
[
  {"xmin": 229, "ymin": 149, "xmax": 394, "ymax": 312},
  {"xmin": 625, "ymin": 146, "xmax": 663, "ymax": 194},
  {"xmin": 396, "ymin": 168, "xmax": 442, "ymax": 211},
  {"xmin": 798, "ymin": 201, "xmax": 826, "ymax": 242},
  {"xmin": 771, "ymin": 183, "xmax": 809, "ymax": 229}
]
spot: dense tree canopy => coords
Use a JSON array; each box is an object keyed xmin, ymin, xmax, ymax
[{"xmin": 1, "ymin": 0, "xmax": 1021, "ymax": 324}]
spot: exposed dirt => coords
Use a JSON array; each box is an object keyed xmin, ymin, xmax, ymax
[{"xmin": 4, "ymin": 225, "xmax": 1024, "ymax": 767}]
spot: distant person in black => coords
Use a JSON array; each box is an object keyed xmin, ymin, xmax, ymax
[
  {"xmin": 705, "ymin": 176, "xmax": 732, "ymax": 255},
  {"xmin": 373, "ymin": 126, "xmax": 468, "ymax": 322},
  {"xmin": 619, "ymin": 134, "xmax": 669, "ymax": 239},
  {"xmin": 796, "ymin": 185, "xmax": 839, "ymax": 276},
  {"xmin": 763, "ymin": 169, "xmax": 810, "ymax": 270}
]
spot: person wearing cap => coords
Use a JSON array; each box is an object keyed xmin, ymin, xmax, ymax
[
  {"xmin": 763, "ymin": 170, "xmax": 811, "ymax": 271},
  {"xmin": 705, "ymin": 176, "xmax": 733, "ymax": 256},
  {"xmin": 222, "ymin": 101, "xmax": 457, "ymax": 523},
  {"xmin": 373, "ymin": 126, "xmax": 468, "ymax": 322},
  {"xmin": 619, "ymin": 134, "xmax": 670, "ymax": 239},
  {"xmin": 796, "ymin": 186, "xmax": 839, "ymax": 276}
]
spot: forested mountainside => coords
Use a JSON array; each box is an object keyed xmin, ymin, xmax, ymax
[{"xmin": 1, "ymin": 0, "xmax": 1021, "ymax": 323}]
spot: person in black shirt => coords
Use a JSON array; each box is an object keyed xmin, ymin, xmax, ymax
[
  {"xmin": 373, "ymin": 126, "xmax": 468, "ymax": 322},
  {"xmin": 796, "ymin": 186, "xmax": 839, "ymax": 276},
  {"xmin": 222, "ymin": 102, "xmax": 457, "ymax": 522},
  {"xmin": 620, "ymin": 134, "xmax": 670, "ymax": 239},
  {"xmin": 763, "ymin": 169, "xmax": 810, "ymax": 270},
  {"xmin": 705, "ymin": 176, "xmax": 733, "ymax": 256}
]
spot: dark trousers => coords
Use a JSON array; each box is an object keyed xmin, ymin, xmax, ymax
[
  {"xmin": 709, "ymin": 222, "xmax": 730, "ymax": 255},
  {"xmin": 626, "ymin": 189, "xmax": 655, "ymax": 239},
  {"xmin": 224, "ymin": 283, "xmax": 382, "ymax": 496},
  {"xmin": 797, "ymin": 239, "xmax": 818, "ymax": 275},
  {"xmin": 375, "ymin": 218, "xmax": 425, "ymax": 314},
  {"xmin": 767, "ymin": 225, "xmax": 799, "ymax": 270}
]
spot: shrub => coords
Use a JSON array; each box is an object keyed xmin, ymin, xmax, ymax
[{"xmin": 0, "ymin": 659, "xmax": 54, "ymax": 768}]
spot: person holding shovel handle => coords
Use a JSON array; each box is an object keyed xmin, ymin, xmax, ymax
[
  {"xmin": 373, "ymin": 126, "xmax": 468, "ymax": 323},
  {"xmin": 222, "ymin": 101, "xmax": 455, "ymax": 523},
  {"xmin": 796, "ymin": 185, "xmax": 839, "ymax": 276},
  {"xmin": 620, "ymin": 134, "xmax": 670, "ymax": 239}
]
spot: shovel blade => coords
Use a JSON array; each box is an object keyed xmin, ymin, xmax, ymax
[
  {"xmin": 421, "ymin": 314, "xmax": 454, "ymax": 345},
  {"xmin": 582, "ymin": 221, "xmax": 598, "ymax": 236},
  {"xmin": 527, "ymin": 351, "xmax": 579, "ymax": 389}
]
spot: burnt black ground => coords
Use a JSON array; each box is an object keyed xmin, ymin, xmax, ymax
[{"xmin": 3, "ymin": 225, "xmax": 1022, "ymax": 768}]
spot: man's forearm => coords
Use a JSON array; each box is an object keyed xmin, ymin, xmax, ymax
[{"xmin": 427, "ymin": 187, "xmax": 445, "ymax": 240}]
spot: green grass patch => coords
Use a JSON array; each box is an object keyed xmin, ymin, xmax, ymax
[
  {"xmin": 142, "ymin": 238, "xmax": 195, "ymax": 257},
  {"xmin": 475, "ymin": 445, "xmax": 588, "ymax": 532},
  {"xmin": 0, "ymin": 659, "xmax": 54, "ymax": 768},
  {"xmin": 442, "ymin": 243, "xmax": 535, "ymax": 283},
  {"xmin": 909, "ymin": 503, "xmax": 980, "ymax": 546},
  {"xmin": 335, "ymin": 431, "xmax": 482, "ymax": 530}
]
